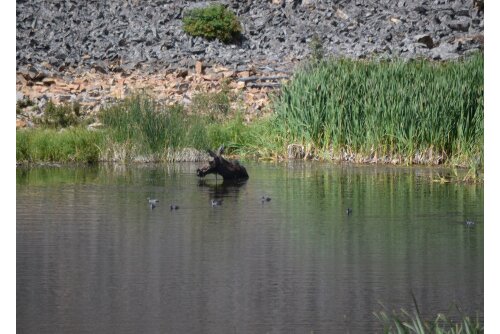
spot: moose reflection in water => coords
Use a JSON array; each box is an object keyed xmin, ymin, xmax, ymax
[
  {"xmin": 197, "ymin": 178, "xmax": 248, "ymax": 197},
  {"xmin": 196, "ymin": 145, "xmax": 249, "ymax": 181}
]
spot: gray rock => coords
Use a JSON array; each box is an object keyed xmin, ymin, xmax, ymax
[
  {"xmin": 16, "ymin": 0, "xmax": 483, "ymax": 71},
  {"xmin": 16, "ymin": 91, "xmax": 25, "ymax": 102},
  {"xmin": 415, "ymin": 34, "xmax": 434, "ymax": 48},
  {"xmin": 448, "ymin": 20, "xmax": 470, "ymax": 32},
  {"xmin": 431, "ymin": 42, "xmax": 459, "ymax": 60}
]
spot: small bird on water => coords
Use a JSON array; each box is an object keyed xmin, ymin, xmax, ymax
[
  {"xmin": 261, "ymin": 196, "xmax": 271, "ymax": 203},
  {"xmin": 147, "ymin": 197, "xmax": 159, "ymax": 204},
  {"xmin": 170, "ymin": 204, "xmax": 179, "ymax": 210},
  {"xmin": 211, "ymin": 199, "xmax": 223, "ymax": 207},
  {"xmin": 147, "ymin": 197, "xmax": 159, "ymax": 209},
  {"xmin": 346, "ymin": 208, "xmax": 352, "ymax": 215}
]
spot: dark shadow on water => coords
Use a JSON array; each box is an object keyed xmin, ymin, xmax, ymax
[{"xmin": 197, "ymin": 178, "xmax": 248, "ymax": 197}]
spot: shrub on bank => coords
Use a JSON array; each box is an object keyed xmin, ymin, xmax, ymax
[
  {"xmin": 182, "ymin": 4, "xmax": 242, "ymax": 43},
  {"xmin": 190, "ymin": 83, "xmax": 234, "ymax": 121},
  {"xmin": 39, "ymin": 101, "xmax": 82, "ymax": 128}
]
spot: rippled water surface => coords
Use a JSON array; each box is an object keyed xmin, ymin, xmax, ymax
[{"xmin": 17, "ymin": 162, "xmax": 483, "ymax": 333}]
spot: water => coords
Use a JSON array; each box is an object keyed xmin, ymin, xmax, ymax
[{"xmin": 16, "ymin": 162, "xmax": 483, "ymax": 333}]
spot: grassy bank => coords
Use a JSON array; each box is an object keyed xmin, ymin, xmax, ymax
[
  {"xmin": 271, "ymin": 53, "xmax": 483, "ymax": 166},
  {"xmin": 16, "ymin": 128, "xmax": 104, "ymax": 164},
  {"xmin": 16, "ymin": 54, "xmax": 483, "ymax": 168}
]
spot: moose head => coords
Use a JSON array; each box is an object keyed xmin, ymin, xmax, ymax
[{"xmin": 196, "ymin": 145, "xmax": 249, "ymax": 180}]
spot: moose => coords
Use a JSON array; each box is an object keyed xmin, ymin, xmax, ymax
[{"xmin": 196, "ymin": 145, "xmax": 249, "ymax": 180}]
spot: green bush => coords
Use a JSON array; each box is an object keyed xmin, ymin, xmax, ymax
[
  {"xmin": 16, "ymin": 97, "xmax": 35, "ymax": 114},
  {"xmin": 309, "ymin": 34, "xmax": 325, "ymax": 63},
  {"xmin": 190, "ymin": 84, "xmax": 234, "ymax": 121},
  {"xmin": 40, "ymin": 101, "xmax": 81, "ymax": 128},
  {"xmin": 182, "ymin": 4, "xmax": 242, "ymax": 43}
]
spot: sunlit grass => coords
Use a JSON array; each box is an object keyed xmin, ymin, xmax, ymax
[
  {"xmin": 375, "ymin": 309, "xmax": 483, "ymax": 334},
  {"xmin": 16, "ymin": 128, "xmax": 104, "ymax": 163},
  {"xmin": 272, "ymin": 53, "xmax": 483, "ymax": 166},
  {"xmin": 16, "ymin": 54, "xmax": 483, "ymax": 169}
]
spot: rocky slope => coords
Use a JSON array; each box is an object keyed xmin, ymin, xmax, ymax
[{"xmin": 16, "ymin": 0, "xmax": 483, "ymax": 127}]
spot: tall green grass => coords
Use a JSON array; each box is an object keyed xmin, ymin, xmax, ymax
[
  {"xmin": 16, "ymin": 128, "xmax": 104, "ymax": 163},
  {"xmin": 272, "ymin": 53, "xmax": 483, "ymax": 165},
  {"xmin": 98, "ymin": 94, "xmax": 250, "ymax": 158},
  {"xmin": 16, "ymin": 55, "xmax": 483, "ymax": 167},
  {"xmin": 375, "ymin": 309, "xmax": 483, "ymax": 334},
  {"xmin": 100, "ymin": 96, "xmax": 189, "ymax": 152}
]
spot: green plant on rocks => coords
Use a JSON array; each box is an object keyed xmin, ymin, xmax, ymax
[
  {"xmin": 182, "ymin": 4, "xmax": 242, "ymax": 43},
  {"xmin": 190, "ymin": 83, "xmax": 234, "ymax": 121},
  {"xmin": 39, "ymin": 101, "xmax": 81, "ymax": 128},
  {"xmin": 309, "ymin": 34, "xmax": 325, "ymax": 63},
  {"xmin": 16, "ymin": 97, "xmax": 35, "ymax": 114}
]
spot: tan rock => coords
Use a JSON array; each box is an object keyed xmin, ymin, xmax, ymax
[
  {"xmin": 16, "ymin": 119, "xmax": 27, "ymax": 129},
  {"xmin": 111, "ymin": 87, "xmax": 124, "ymax": 99},
  {"xmin": 238, "ymin": 71, "xmax": 251, "ymax": 78},
  {"xmin": 202, "ymin": 74, "xmax": 221, "ymax": 81},
  {"xmin": 212, "ymin": 66, "xmax": 229, "ymax": 73},
  {"xmin": 16, "ymin": 74, "xmax": 28, "ymax": 85},
  {"xmin": 195, "ymin": 61, "xmax": 204, "ymax": 75},
  {"xmin": 390, "ymin": 17, "xmax": 401, "ymax": 24},
  {"xmin": 222, "ymin": 71, "xmax": 236, "ymax": 78},
  {"xmin": 335, "ymin": 8, "xmax": 349, "ymax": 20},
  {"xmin": 42, "ymin": 77, "xmax": 57, "ymax": 85},
  {"xmin": 67, "ymin": 83, "xmax": 81, "ymax": 92}
]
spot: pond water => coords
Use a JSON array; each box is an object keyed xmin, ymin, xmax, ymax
[{"xmin": 16, "ymin": 162, "xmax": 483, "ymax": 333}]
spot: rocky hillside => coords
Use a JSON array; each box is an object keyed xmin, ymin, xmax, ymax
[{"xmin": 16, "ymin": 0, "xmax": 483, "ymax": 127}]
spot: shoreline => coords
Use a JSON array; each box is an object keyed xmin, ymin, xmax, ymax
[{"xmin": 16, "ymin": 55, "xmax": 483, "ymax": 182}]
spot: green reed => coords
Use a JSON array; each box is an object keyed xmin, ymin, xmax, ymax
[
  {"xmin": 98, "ymin": 94, "xmax": 250, "ymax": 157},
  {"xmin": 16, "ymin": 128, "xmax": 104, "ymax": 163},
  {"xmin": 375, "ymin": 309, "xmax": 483, "ymax": 334},
  {"xmin": 99, "ymin": 95, "xmax": 189, "ymax": 152},
  {"xmin": 272, "ymin": 53, "xmax": 483, "ymax": 165}
]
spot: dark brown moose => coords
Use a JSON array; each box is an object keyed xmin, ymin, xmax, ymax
[{"xmin": 196, "ymin": 145, "xmax": 249, "ymax": 180}]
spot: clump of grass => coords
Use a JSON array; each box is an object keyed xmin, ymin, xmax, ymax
[
  {"xmin": 98, "ymin": 94, "xmax": 250, "ymax": 158},
  {"xmin": 182, "ymin": 4, "xmax": 242, "ymax": 43},
  {"xmin": 309, "ymin": 34, "xmax": 325, "ymax": 64},
  {"xmin": 190, "ymin": 84, "xmax": 234, "ymax": 121},
  {"xmin": 16, "ymin": 128, "xmax": 104, "ymax": 163},
  {"xmin": 272, "ymin": 53, "xmax": 484, "ymax": 165},
  {"xmin": 100, "ymin": 95, "xmax": 187, "ymax": 153},
  {"xmin": 38, "ymin": 101, "xmax": 81, "ymax": 128},
  {"xmin": 375, "ymin": 309, "xmax": 483, "ymax": 334},
  {"xmin": 375, "ymin": 293, "xmax": 483, "ymax": 334},
  {"xmin": 16, "ymin": 97, "xmax": 35, "ymax": 114}
]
